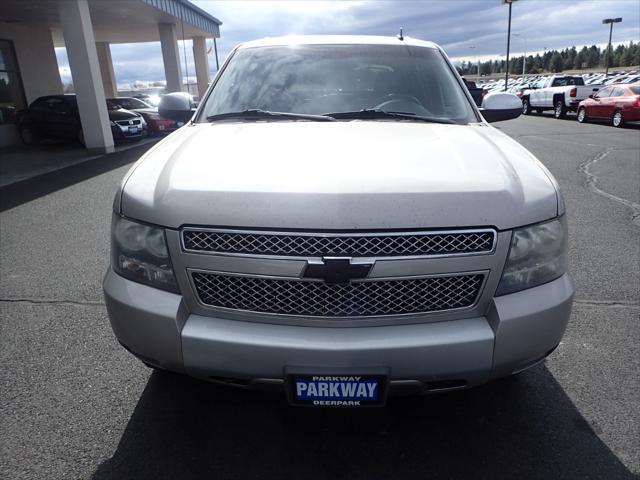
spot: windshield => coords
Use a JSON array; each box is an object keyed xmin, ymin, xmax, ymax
[
  {"xmin": 106, "ymin": 100, "xmax": 122, "ymax": 110},
  {"xmin": 111, "ymin": 98, "xmax": 150, "ymax": 109},
  {"xmin": 551, "ymin": 77, "xmax": 585, "ymax": 87},
  {"xmin": 199, "ymin": 44, "xmax": 476, "ymax": 124}
]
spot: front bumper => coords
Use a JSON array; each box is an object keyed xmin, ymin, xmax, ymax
[
  {"xmin": 111, "ymin": 124, "xmax": 145, "ymax": 142},
  {"xmin": 103, "ymin": 270, "xmax": 573, "ymax": 392}
]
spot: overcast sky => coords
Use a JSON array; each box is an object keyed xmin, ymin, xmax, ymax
[{"xmin": 56, "ymin": 0, "xmax": 640, "ymax": 86}]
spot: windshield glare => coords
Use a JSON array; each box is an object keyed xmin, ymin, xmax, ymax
[
  {"xmin": 199, "ymin": 44, "xmax": 476, "ymax": 124},
  {"xmin": 112, "ymin": 98, "xmax": 150, "ymax": 110}
]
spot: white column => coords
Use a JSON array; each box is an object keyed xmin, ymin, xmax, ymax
[
  {"xmin": 159, "ymin": 23, "xmax": 183, "ymax": 92},
  {"xmin": 96, "ymin": 42, "xmax": 117, "ymax": 98},
  {"xmin": 57, "ymin": 0, "xmax": 114, "ymax": 153},
  {"xmin": 192, "ymin": 36, "xmax": 209, "ymax": 98}
]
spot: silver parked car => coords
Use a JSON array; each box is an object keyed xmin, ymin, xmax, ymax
[{"xmin": 103, "ymin": 36, "xmax": 573, "ymax": 407}]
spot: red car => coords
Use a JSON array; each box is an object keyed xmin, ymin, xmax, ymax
[
  {"xmin": 577, "ymin": 83, "xmax": 640, "ymax": 127},
  {"xmin": 108, "ymin": 97, "xmax": 180, "ymax": 135}
]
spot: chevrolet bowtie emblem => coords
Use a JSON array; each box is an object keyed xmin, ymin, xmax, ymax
[{"xmin": 303, "ymin": 258, "xmax": 373, "ymax": 284}]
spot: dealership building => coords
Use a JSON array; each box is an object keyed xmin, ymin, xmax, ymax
[{"xmin": 1, "ymin": 0, "xmax": 221, "ymax": 152}]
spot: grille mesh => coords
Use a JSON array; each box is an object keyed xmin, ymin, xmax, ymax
[
  {"xmin": 192, "ymin": 272, "xmax": 484, "ymax": 317},
  {"xmin": 183, "ymin": 230, "xmax": 494, "ymax": 257}
]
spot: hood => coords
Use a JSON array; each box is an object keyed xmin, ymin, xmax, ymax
[
  {"xmin": 119, "ymin": 121, "xmax": 559, "ymax": 230},
  {"xmin": 132, "ymin": 108, "xmax": 158, "ymax": 114},
  {"xmin": 108, "ymin": 108, "xmax": 140, "ymax": 120}
]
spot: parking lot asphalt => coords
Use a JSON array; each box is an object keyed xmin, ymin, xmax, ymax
[{"xmin": 1, "ymin": 114, "xmax": 639, "ymax": 479}]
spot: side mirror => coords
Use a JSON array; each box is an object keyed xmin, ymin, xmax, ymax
[
  {"xmin": 588, "ymin": 94, "xmax": 594, "ymax": 99},
  {"xmin": 479, "ymin": 92, "xmax": 522, "ymax": 123},
  {"xmin": 159, "ymin": 92, "xmax": 196, "ymax": 123}
]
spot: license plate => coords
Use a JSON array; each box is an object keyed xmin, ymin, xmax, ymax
[
  {"xmin": 287, "ymin": 373, "xmax": 387, "ymax": 407},
  {"xmin": 128, "ymin": 126, "xmax": 139, "ymax": 133}
]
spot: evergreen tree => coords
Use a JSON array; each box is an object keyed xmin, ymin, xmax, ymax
[
  {"xmin": 457, "ymin": 42, "xmax": 637, "ymax": 77},
  {"xmin": 550, "ymin": 52, "xmax": 564, "ymax": 72}
]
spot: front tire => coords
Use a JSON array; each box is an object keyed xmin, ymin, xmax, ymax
[
  {"xmin": 522, "ymin": 98, "xmax": 532, "ymax": 115},
  {"xmin": 577, "ymin": 107, "xmax": 588, "ymax": 123},
  {"xmin": 77, "ymin": 128, "xmax": 85, "ymax": 146},
  {"xmin": 19, "ymin": 126, "xmax": 37, "ymax": 145},
  {"xmin": 612, "ymin": 110, "xmax": 624, "ymax": 127},
  {"xmin": 554, "ymin": 100, "xmax": 567, "ymax": 119}
]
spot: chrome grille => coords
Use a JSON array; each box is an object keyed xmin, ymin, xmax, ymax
[
  {"xmin": 191, "ymin": 272, "xmax": 484, "ymax": 317},
  {"xmin": 182, "ymin": 229, "xmax": 495, "ymax": 257},
  {"xmin": 115, "ymin": 119, "xmax": 141, "ymax": 126}
]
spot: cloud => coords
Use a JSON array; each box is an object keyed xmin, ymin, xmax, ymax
[{"xmin": 55, "ymin": 0, "xmax": 640, "ymax": 85}]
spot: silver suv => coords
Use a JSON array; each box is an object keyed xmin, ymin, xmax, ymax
[{"xmin": 103, "ymin": 36, "xmax": 573, "ymax": 407}]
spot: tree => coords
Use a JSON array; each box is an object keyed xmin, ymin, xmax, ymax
[
  {"xmin": 574, "ymin": 46, "xmax": 588, "ymax": 69},
  {"xmin": 457, "ymin": 41, "xmax": 637, "ymax": 77},
  {"xmin": 565, "ymin": 46, "xmax": 577, "ymax": 70},
  {"xmin": 550, "ymin": 52, "xmax": 564, "ymax": 72}
]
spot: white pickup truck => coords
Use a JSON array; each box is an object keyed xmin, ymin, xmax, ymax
[{"xmin": 522, "ymin": 75, "xmax": 600, "ymax": 118}]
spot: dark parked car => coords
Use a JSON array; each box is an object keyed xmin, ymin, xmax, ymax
[
  {"xmin": 462, "ymin": 77, "xmax": 485, "ymax": 106},
  {"xmin": 577, "ymin": 83, "xmax": 640, "ymax": 127},
  {"xmin": 108, "ymin": 97, "xmax": 180, "ymax": 136},
  {"xmin": 16, "ymin": 94, "xmax": 145, "ymax": 146}
]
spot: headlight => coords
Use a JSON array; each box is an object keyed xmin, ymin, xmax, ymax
[
  {"xmin": 111, "ymin": 215, "xmax": 179, "ymax": 293},
  {"xmin": 496, "ymin": 216, "xmax": 568, "ymax": 296}
]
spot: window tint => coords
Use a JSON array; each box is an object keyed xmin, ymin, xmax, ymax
[
  {"xmin": 201, "ymin": 44, "xmax": 477, "ymax": 124},
  {"xmin": 551, "ymin": 77, "xmax": 585, "ymax": 87},
  {"xmin": 0, "ymin": 40, "xmax": 26, "ymax": 125},
  {"xmin": 31, "ymin": 97, "xmax": 70, "ymax": 112},
  {"xmin": 595, "ymin": 88, "xmax": 610, "ymax": 98},
  {"xmin": 30, "ymin": 97, "xmax": 50, "ymax": 110},
  {"xmin": 46, "ymin": 97, "xmax": 69, "ymax": 113},
  {"xmin": 106, "ymin": 99, "xmax": 122, "ymax": 110},
  {"xmin": 610, "ymin": 87, "xmax": 625, "ymax": 97},
  {"xmin": 111, "ymin": 98, "xmax": 150, "ymax": 109}
]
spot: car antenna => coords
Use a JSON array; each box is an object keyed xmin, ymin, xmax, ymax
[{"xmin": 397, "ymin": 27, "xmax": 404, "ymax": 41}]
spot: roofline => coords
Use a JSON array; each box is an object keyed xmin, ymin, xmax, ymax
[
  {"xmin": 236, "ymin": 35, "xmax": 440, "ymax": 50},
  {"xmin": 142, "ymin": 0, "xmax": 221, "ymax": 37},
  {"xmin": 178, "ymin": 0, "xmax": 222, "ymax": 26}
]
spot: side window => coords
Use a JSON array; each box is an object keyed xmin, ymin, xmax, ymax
[
  {"xmin": 610, "ymin": 87, "xmax": 624, "ymax": 98},
  {"xmin": 46, "ymin": 98, "xmax": 68, "ymax": 113},
  {"xmin": 30, "ymin": 97, "xmax": 49, "ymax": 110},
  {"xmin": 595, "ymin": 88, "xmax": 610, "ymax": 99}
]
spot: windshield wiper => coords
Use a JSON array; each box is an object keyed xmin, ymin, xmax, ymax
[
  {"xmin": 206, "ymin": 109, "xmax": 335, "ymax": 122},
  {"xmin": 324, "ymin": 109, "xmax": 456, "ymax": 124}
]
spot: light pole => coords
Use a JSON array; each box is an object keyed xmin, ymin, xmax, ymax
[
  {"xmin": 502, "ymin": 0, "xmax": 519, "ymax": 91},
  {"xmin": 513, "ymin": 33, "xmax": 527, "ymax": 77},
  {"xmin": 602, "ymin": 17, "xmax": 622, "ymax": 78}
]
